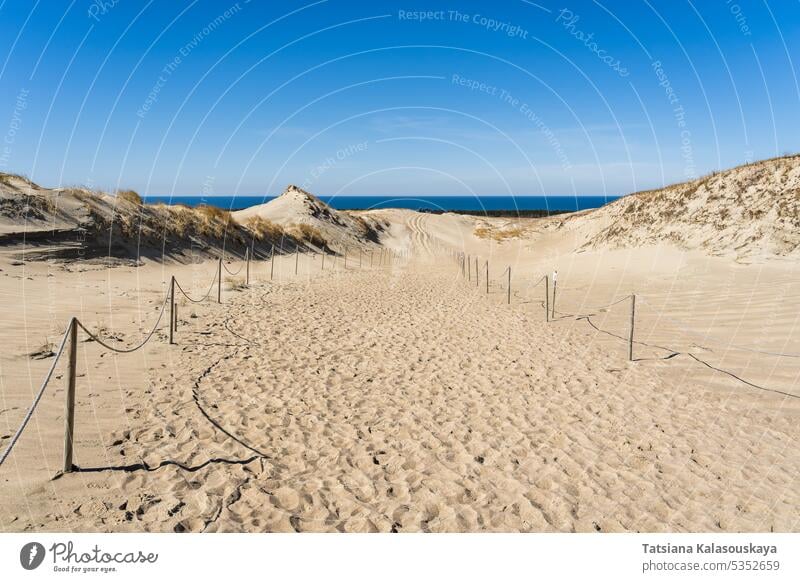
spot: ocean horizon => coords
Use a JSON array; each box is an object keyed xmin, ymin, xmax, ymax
[{"xmin": 143, "ymin": 195, "xmax": 621, "ymax": 213}]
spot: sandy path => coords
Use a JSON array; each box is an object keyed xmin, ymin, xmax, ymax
[{"xmin": 2, "ymin": 246, "xmax": 798, "ymax": 532}]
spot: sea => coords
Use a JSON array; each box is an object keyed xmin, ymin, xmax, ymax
[{"xmin": 143, "ymin": 195, "xmax": 619, "ymax": 213}]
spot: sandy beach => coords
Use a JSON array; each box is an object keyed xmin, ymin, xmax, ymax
[
  {"xmin": 7, "ymin": 6, "xmax": 800, "ymax": 580},
  {"xmin": 1, "ymin": 193, "xmax": 798, "ymax": 532}
]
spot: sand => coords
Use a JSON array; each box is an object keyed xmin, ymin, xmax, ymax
[{"xmin": 0, "ymin": 209, "xmax": 799, "ymax": 533}]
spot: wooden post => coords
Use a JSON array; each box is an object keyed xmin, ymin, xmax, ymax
[
  {"xmin": 485, "ymin": 261, "xmax": 489, "ymax": 294},
  {"xmin": 467, "ymin": 255, "xmax": 471, "ymax": 281},
  {"xmin": 359, "ymin": 249, "xmax": 362, "ymax": 268},
  {"xmin": 174, "ymin": 302, "xmax": 178, "ymax": 333},
  {"xmin": 294, "ymin": 249, "xmax": 299, "ymax": 275},
  {"xmin": 545, "ymin": 275, "xmax": 550, "ymax": 323},
  {"xmin": 217, "ymin": 258, "xmax": 222, "ymax": 303},
  {"xmin": 245, "ymin": 248, "xmax": 250, "ymax": 285},
  {"xmin": 507, "ymin": 267, "xmax": 511, "ymax": 305},
  {"xmin": 169, "ymin": 276, "xmax": 175, "ymax": 345},
  {"xmin": 321, "ymin": 251, "xmax": 325, "ymax": 271},
  {"xmin": 270, "ymin": 245, "xmax": 275, "ymax": 281},
  {"xmin": 63, "ymin": 317, "xmax": 78, "ymax": 473},
  {"xmin": 629, "ymin": 294, "xmax": 636, "ymax": 361},
  {"xmin": 551, "ymin": 271, "xmax": 557, "ymax": 320},
  {"xmin": 475, "ymin": 257, "xmax": 479, "ymax": 287}
]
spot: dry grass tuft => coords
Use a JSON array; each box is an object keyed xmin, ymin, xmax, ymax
[
  {"xmin": 474, "ymin": 224, "xmax": 527, "ymax": 241},
  {"xmin": 0, "ymin": 172, "xmax": 35, "ymax": 187},
  {"xmin": 245, "ymin": 216, "xmax": 284, "ymax": 241},
  {"xmin": 196, "ymin": 204, "xmax": 238, "ymax": 238},
  {"xmin": 117, "ymin": 189, "xmax": 143, "ymax": 206},
  {"xmin": 225, "ymin": 276, "xmax": 247, "ymax": 291},
  {"xmin": 29, "ymin": 339, "xmax": 55, "ymax": 360},
  {"xmin": 166, "ymin": 206, "xmax": 198, "ymax": 238},
  {"xmin": 289, "ymin": 223, "xmax": 327, "ymax": 248}
]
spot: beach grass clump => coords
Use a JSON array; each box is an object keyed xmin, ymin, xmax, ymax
[
  {"xmin": 347, "ymin": 214, "xmax": 373, "ymax": 235},
  {"xmin": 225, "ymin": 276, "xmax": 247, "ymax": 291},
  {"xmin": 117, "ymin": 189, "xmax": 143, "ymax": 206},
  {"xmin": 165, "ymin": 206, "xmax": 199, "ymax": 238},
  {"xmin": 474, "ymin": 224, "xmax": 527, "ymax": 241},
  {"xmin": 245, "ymin": 216, "xmax": 284, "ymax": 241},
  {"xmin": 0, "ymin": 172, "xmax": 35, "ymax": 187},
  {"xmin": 196, "ymin": 204, "xmax": 238, "ymax": 238},
  {"xmin": 289, "ymin": 223, "xmax": 327, "ymax": 248}
]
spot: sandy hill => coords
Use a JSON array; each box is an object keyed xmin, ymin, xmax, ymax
[
  {"xmin": 0, "ymin": 173, "xmax": 91, "ymax": 236},
  {"xmin": 545, "ymin": 154, "xmax": 800, "ymax": 259},
  {"xmin": 233, "ymin": 185, "xmax": 389, "ymax": 251},
  {"xmin": 4, "ymin": 153, "xmax": 798, "ymax": 264},
  {"xmin": 0, "ymin": 173, "xmax": 301, "ymax": 262}
]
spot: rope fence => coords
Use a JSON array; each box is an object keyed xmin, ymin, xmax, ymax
[
  {"xmin": 637, "ymin": 296, "xmax": 800, "ymax": 358},
  {"xmin": 0, "ymin": 243, "xmax": 402, "ymax": 473},
  {"xmin": 448, "ymin": 247, "xmax": 797, "ymax": 369},
  {"xmin": 2, "ymin": 241, "xmax": 794, "ymax": 475}
]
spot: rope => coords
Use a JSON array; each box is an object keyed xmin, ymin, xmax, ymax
[
  {"xmin": 637, "ymin": 296, "xmax": 800, "ymax": 358},
  {"xmin": 0, "ymin": 284, "xmax": 173, "ymax": 469},
  {"xmin": 76, "ymin": 291, "xmax": 170, "ymax": 354},
  {"xmin": 0, "ymin": 323, "xmax": 72, "ymax": 468},
  {"xmin": 175, "ymin": 270, "xmax": 218, "ymax": 304},
  {"xmin": 222, "ymin": 261, "xmax": 245, "ymax": 276},
  {"xmin": 552, "ymin": 294, "xmax": 633, "ymax": 318},
  {"xmin": 529, "ymin": 275, "xmax": 546, "ymax": 288},
  {"xmin": 578, "ymin": 312, "xmax": 800, "ymax": 400}
]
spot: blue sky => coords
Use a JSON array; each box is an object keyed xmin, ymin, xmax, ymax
[{"xmin": 0, "ymin": 0, "xmax": 798, "ymax": 196}]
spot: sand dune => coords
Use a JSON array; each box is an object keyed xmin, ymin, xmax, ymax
[
  {"xmin": 540, "ymin": 154, "xmax": 800, "ymax": 260},
  {"xmin": 0, "ymin": 173, "xmax": 306, "ymax": 262},
  {"xmin": 1, "ymin": 158, "xmax": 799, "ymax": 532},
  {"xmin": 233, "ymin": 185, "xmax": 389, "ymax": 251}
]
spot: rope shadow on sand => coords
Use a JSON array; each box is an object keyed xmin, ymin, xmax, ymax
[{"xmin": 57, "ymin": 454, "xmax": 264, "ymax": 476}]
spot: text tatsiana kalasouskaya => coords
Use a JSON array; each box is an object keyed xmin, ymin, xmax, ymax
[{"xmin": 643, "ymin": 543, "xmax": 777, "ymax": 557}]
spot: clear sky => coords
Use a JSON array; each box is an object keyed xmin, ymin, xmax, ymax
[{"xmin": 0, "ymin": 0, "xmax": 798, "ymax": 197}]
